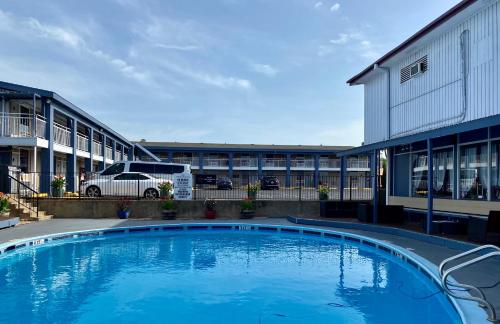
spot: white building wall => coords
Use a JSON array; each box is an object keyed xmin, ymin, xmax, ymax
[{"xmin": 363, "ymin": 0, "xmax": 500, "ymax": 144}]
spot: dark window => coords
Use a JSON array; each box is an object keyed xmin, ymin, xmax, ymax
[
  {"xmin": 129, "ymin": 163, "xmax": 155, "ymax": 173},
  {"xmin": 102, "ymin": 163, "xmax": 125, "ymax": 176},
  {"xmin": 114, "ymin": 173, "xmax": 150, "ymax": 181}
]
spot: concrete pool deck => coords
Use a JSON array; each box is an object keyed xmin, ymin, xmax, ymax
[{"xmin": 0, "ymin": 217, "xmax": 499, "ymax": 322}]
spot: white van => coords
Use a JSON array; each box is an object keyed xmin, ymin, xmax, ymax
[{"xmin": 98, "ymin": 161, "xmax": 191, "ymax": 178}]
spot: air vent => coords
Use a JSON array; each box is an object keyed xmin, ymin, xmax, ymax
[{"xmin": 400, "ymin": 56, "xmax": 428, "ymax": 83}]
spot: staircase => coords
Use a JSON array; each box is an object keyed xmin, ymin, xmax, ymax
[{"xmin": 8, "ymin": 198, "xmax": 53, "ymax": 221}]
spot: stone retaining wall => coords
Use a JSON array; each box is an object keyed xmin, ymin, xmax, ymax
[{"xmin": 39, "ymin": 199, "xmax": 320, "ymax": 219}]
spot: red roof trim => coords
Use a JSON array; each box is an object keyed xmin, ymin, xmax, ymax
[{"xmin": 347, "ymin": 0, "xmax": 477, "ymax": 85}]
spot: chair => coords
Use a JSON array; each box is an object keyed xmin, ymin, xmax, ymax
[{"xmin": 468, "ymin": 211, "xmax": 500, "ymax": 243}]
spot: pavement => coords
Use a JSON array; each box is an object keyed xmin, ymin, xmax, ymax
[{"xmin": 0, "ymin": 217, "xmax": 498, "ymax": 322}]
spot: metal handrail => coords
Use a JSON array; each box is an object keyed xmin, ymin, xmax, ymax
[
  {"xmin": 7, "ymin": 174, "xmax": 39, "ymax": 220},
  {"xmin": 439, "ymin": 245, "xmax": 500, "ymax": 322}
]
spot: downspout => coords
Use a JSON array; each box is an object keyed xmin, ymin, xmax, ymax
[{"xmin": 374, "ymin": 63, "xmax": 391, "ymax": 141}]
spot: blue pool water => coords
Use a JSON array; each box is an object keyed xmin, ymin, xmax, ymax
[{"xmin": 0, "ymin": 230, "xmax": 461, "ymax": 324}]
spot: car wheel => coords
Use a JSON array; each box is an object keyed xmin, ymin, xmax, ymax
[
  {"xmin": 86, "ymin": 186, "xmax": 101, "ymax": 197},
  {"xmin": 144, "ymin": 188, "xmax": 159, "ymax": 199}
]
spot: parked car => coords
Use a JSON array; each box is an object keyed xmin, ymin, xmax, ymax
[
  {"xmin": 260, "ymin": 176, "xmax": 280, "ymax": 190},
  {"xmin": 96, "ymin": 161, "xmax": 191, "ymax": 180},
  {"xmin": 217, "ymin": 177, "xmax": 233, "ymax": 190},
  {"xmin": 81, "ymin": 172, "xmax": 170, "ymax": 198}
]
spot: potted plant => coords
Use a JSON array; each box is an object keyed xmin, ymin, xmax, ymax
[
  {"xmin": 204, "ymin": 198, "xmax": 216, "ymax": 219},
  {"xmin": 0, "ymin": 193, "xmax": 10, "ymax": 219},
  {"xmin": 51, "ymin": 175, "xmax": 66, "ymax": 198},
  {"xmin": 240, "ymin": 198, "xmax": 255, "ymax": 219},
  {"xmin": 117, "ymin": 198, "xmax": 131, "ymax": 219},
  {"xmin": 318, "ymin": 185, "xmax": 329, "ymax": 201},
  {"xmin": 158, "ymin": 181, "xmax": 173, "ymax": 199},
  {"xmin": 247, "ymin": 181, "xmax": 259, "ymax": 200},
  {"xmin": 161, "ymin": 199, "xmax": 176, "ymax": 220}
]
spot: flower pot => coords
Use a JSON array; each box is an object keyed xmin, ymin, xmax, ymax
[
  {"xmin": 162, "ymin": 210, "xmax": 177, "ymax": 220},
  {"xmin": 240, "ymin": 210, "xmax": 255, "ymax": 219},
  {"xmin": 319, "ymin": 193, "xmax": 329, "ymax": 201},
  {"xmin": 117, "ymin": 210, "xmax": 130, "ymax": 219},
  {"xmin": 160, "ymin": 190, "xmax": 170, "ymax": 199},
  {"xmin": 53, "ymin": 188, "xmax": 65, "ymax": 198},
  {"xmin": 205, "ymin": 209, "xmax": 216, "ymax": 219}
]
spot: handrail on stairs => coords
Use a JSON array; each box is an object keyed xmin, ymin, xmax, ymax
[{"xmin": 7, "ymin": 173, "xmax": 39, "ymax": 220}]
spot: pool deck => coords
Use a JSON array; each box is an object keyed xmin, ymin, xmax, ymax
[{"xmin": 1, "ymin": 217, "xmax": 499, "ymax": 322}]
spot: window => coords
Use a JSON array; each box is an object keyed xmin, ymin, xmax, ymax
[
  {"xmin": 101, "ymin": 163, "xmax": 125, "ymax": 176},
  {"xmin": 459, "ymin": 143, "xmax": 488, "ymax": 200},
  {"xmin": 411, "ymin": 152, "xmax": 428, "ymax": 197},
  {"xmin": 130, "ymin": 163, "xmax": 185, "ymax": 174},
  {"xmin": 433, "ymin": 148, "xmax": 454, "ymax": 199},
  {"xmin": 129, "ymin": 163, "xmax": 155, "ymax": 173},
  {"xmin": 114, "ymin": 173, "xmax": 149, "ymax": 181},
  {"xmin": 491, "ymin": 142, "xmax": 500, "ymax": 200}
]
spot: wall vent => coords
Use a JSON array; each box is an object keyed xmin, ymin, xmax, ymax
[{"xmin": 400, "ymin": 56, "xmax": 428, "ymax": 83}]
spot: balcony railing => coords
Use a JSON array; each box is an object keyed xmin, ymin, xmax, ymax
[
  {"xmin": 0, "ymin": 113, "xmax": 46, "ymax": 138},
  {"xmin": 77, "ymin": 134, "xmax": 89, "ymax": 152},
  {"xmin": 93, "ymin": 141, "xmax": 103, "ymax": 156},
  {"xmin": 347, "ymin": 159, "xmax": 370, "ymax": 169},
  {"xmin": 172, "ymin": 157, "xmax": 199, "ymax": 166},
  {"xmin": 263, "ymin": 158, "xmax": 286, "ymax": 168},
  {"xmin": 204, "ymin": 158, "xmax": 229, "ymax": 168},
  {"xmin": 319, "ymin": 159, "xmax": 341, "ymax": 169},
  {"xmin": 105, "ymin": 146, "xmax": 113, "ymax": 160},
  {"xmin": 290, "ymin": 159, "xmax": 315, "ymax": 168},
  {"xmin": 53, "ymin": 123, "xmax": 71, "ymax": 147},
  {"xmin": 233, "ymin": 158, "xmax": 258, "ymax": 168}
]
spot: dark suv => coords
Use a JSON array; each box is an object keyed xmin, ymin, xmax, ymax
[
  {"xmin": 217, "ymin": 177, "xmax": 233, "ymax": 190},
  {"xmin": 260, "ymin": 176, "xmax": 280, "ymax": 190}
]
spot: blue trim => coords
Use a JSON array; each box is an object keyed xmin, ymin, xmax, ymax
[
  {"xmin": 340, "ymin": 156, "xmax": 346, "ymax": 201},
  {"xmin": 40, "ymin": 101, "xmax": 54, "ymax": 194},
  {"xmin": 427, "ymin": 138, "xmax": 433, "ymax": 234},
  {"xmin": 372, "ymin": 150, "xmax": 378, "ymax": 224},
  {"xmin": 338, "ymin": 114, "xmax": 500, "ymax": 156},
  {"xmin": 67, "ymin": 116, "xmax": 77, "ymax": 192},
  {"xmin": 285, "ymin": 154, "xmax": 291, "ymax": 187},
  {"xmin": 86, "ymin": 127, "xmax": 94, "ymax": 172},
  {"xmin": 143, "ymin": 146, "xmax": 345, "ymax": 155}
]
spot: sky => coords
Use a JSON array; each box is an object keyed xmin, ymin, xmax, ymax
[{"xmin": 0, "ymin": 0, "xmax": 460, "ymax": 146}]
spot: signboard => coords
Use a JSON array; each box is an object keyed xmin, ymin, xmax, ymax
[
  {"xmin": 195, "ymin": 174, "xmax": 217, "ymax": 185},
  {"xmin": 173, "ymin": 173, "xmax": 193, "ymax": 200}
]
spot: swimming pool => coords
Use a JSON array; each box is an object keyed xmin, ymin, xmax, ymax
[{"xmin": 0, "ymin": 224, "xmax": 463, "ymax": 324}]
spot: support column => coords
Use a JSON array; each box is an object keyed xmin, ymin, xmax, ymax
[
  {"xmin": 85, "ymin": 127, "xmax": 94, "ymax": 172},
  {"xmin": 121, "ymin": 145, "xmax": 125, "ymax": 162},
  {"xmin": 285, "ymin": 154, "xmax": 291, "ymax": 187},
  {"xmin": 40, "ymin": 100, "xmax": 54, "ymax": 194},
  {"xmin": 127, "ymin": 146, "xmax": 134, "ymax": 161},
  {"xmin": 454, "ymin": 135, "xmax": 459, "ymax": 200},
  {"xmin": 257, "ymin": 153, "xmax": 263, "ymax": 178},
  {"xmin": 1, "ymin": 96, "xmax": 5, "ymax": 136},
  {"xmin": 167, "ymin": 151, "xmax": 173, "ymax": 163},
  {"xmin": 386, "ymin": 148, "xmax": 391, "ymax": 204},
  {"xmin": 199, "ymin": 153, "xmax": 204, "ymax": 174},
  {"xmin": 66, "ymin": 117, "xmax": 77, "ymax": 192},
  {"xmin": 426, "ymin": 138, "xmax": 433, "ymax": 234},
  {"xmin": 487, "ymin": 127, "xmax": 492, "ymax": 201},
  {"xmin": 340, "ymin": 156, "xmax": 346, "ymax": 201},
  {"xmin": 98, "ymin": 134, "xmax": 106, "ymax": 171},
  {"xmin": 228, "ymin": 152, "xmax": 234, "ymax": 178},
  {"xmin": 372, "ymin": 150, "xmax": 378, "ymax": 224},
  {"xmin": 314, "ymin": 154, "xmax": 320, "ymax": 188},
  {"xmin": 112, "ymin": 140, "xmax": 116, "ymax": 162}
]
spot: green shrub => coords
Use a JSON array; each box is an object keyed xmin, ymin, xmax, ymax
[
  {"xmin": 240, "ymin": 199, "xmax": 254, "ymax": 211},
  {"xmin": 162, "ymin": 199, "xmax": 175, "ymax": 211}
]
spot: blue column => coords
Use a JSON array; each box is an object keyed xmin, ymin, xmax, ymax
[
  {"xmin": 228, "ymin": 152, "xmax": 234, "ymax": 178},
  {"xmin": 453, "ymin": 136, "xmax": 459, "ymax": 200},
  {"xmin": 340, "ymin": 156, "xmax": 346, "ymax": 201},
  {"xmin": 257, "ymin": 153, "xmax": 263, "ymax": 178},
  {"xmin": 167, "ymin": 151, "xmax": 173, "ymax": 162},
  {"xmin": 314, "ymin": 154, "xmax": 320, "ymax": 188},
  {"xmin": 127, "ymin": 146, "xmax": 134, "ymax": 161},
  {"xmin": 426, "ymin": 138, "xmax": 433, "ymax": 234},
  {"xmin": 199, "ymin": 153, "xmax": 204, "ymax": 174},
  {"xmin": 40, "ymin": 100, "xmax": 54, "ymax": 194},
  {"xmin": 111, "ymin": 140, "xmax": 116, "ymax": 162},
  {"xmin": 121, "ymin": 145, "xmax": 125, "ymax": 161},
  {"xmin": 98, "ymin": 134, "xmax": 106, "ymax": 170},
  {"xmin": 285, "ymin": 154, "xmax": 291, "ymax": 187},
  {"xmin": 372, "ymin": 150, "xmax": 378, "ymax": 224},
  {"xmin": 66, "ymin": 117, "xmax": 77, "ymax": 192},
  {"xmin": 85, "ymin": 128, "xmax": 94, "ymax": 172}
]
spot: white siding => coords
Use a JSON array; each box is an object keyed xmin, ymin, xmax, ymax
[
  {"xmin": 362, "ymin": 0, "xmax": 500, "ymax": 143},
  {"xmin": 364, "ymin": 72, "xmax": 388, "ymax": 144}
]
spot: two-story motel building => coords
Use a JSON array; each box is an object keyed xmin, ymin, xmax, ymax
[
  {"xmin": 339, "ymin": 0, "xmax": 500, "ymax": 230},
  {"xmin": 0, "ymin": 81, "xmax": 157, "ymax": 194},
  {"xmin": 136, "ymin": 141, "xmax": 370, "ymax": 188}
]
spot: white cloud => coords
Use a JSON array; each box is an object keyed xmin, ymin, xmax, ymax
[
  {"xmin": 26, "ymin": 18, "xmax": 84, "ymax": 49},
  {"xmin": 250, "ymin": 63, "xmax": 278, "ymax": 77},
  {"xmin": 314, "ymin": 2, "xmax": 323, "ymax": 9},
  {"xmin": 329, "ymin": 33, "xmax": 350, "ymax": 45},
  {"xmin": 330, "ymin": 3, "xmax": 340, "ymax": 12}
]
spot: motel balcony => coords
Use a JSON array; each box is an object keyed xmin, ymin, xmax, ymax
[
  {"xmin": 203, "ymin": 158, "xmax": 229, "ymax": 169},
  {"xmin": 53, "ymin": 122, "xmax": 71, "ymax": 147},
  {"xmin": 0, "ymin": 113, "xmax": 47, "ymax": 140},
  {"xmin": 319, "ymin": 158, "xmax": 341, "ymax": 170},
  {"xmin": 262, "ymin": 158, "xmax": 286, "ymax": 169},
  {"xmin": 77, "ymin": 133, "xmax": 89, "ymax": 152},
  {"xmin": 105, "ymin": 146, "xmax": 113, "ymax": 159},
  {"xmin": 172, "ymin": 157, "xmax": 200, "ymax": 167},
  {"xmin": 347, "ymin": 158, "xmax": 370, "ymax": 170},
  {"xmin": 290, "ymin": 159, "xmax": 315, "ymax": 170},
  {"xmin": 233, "ymin": 158, "xmax": 258, "ymax": 169}
]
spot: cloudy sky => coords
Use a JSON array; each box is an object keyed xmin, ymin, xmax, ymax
[{"xmin": 0, "ymin": 0, "xmax": 459, "ymax": 146}]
